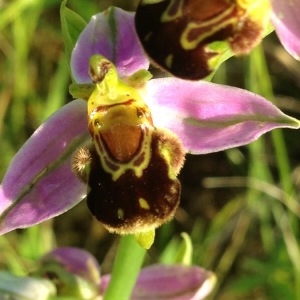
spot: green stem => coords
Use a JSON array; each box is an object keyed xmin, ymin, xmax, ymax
[{"xmin": 103, "ymin": 235, "xmax": 146, "ymax": 300}]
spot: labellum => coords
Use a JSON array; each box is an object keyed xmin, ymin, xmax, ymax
[
  {"xmin": 73, "ymin": 55, "xmax": 185, "ymax": 248},
  {"xmin": 135, "ymin": 0, "xmax": 271, "ymax": 80}
]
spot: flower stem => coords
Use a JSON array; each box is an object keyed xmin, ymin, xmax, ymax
[{"xmin": 103, "ymin": 235, "xmax": 146, "ymax": 300}]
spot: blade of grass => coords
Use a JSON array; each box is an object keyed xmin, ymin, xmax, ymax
[{"xmin": 246, "ymin": 45, "xmax": 300, "ymax": 299}]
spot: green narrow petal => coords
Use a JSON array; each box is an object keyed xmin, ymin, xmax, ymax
[{"xmin": 60, "ymin": 0, "xmax": 87, "ymax": 70}]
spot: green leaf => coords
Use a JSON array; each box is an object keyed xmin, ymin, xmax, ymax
[
  {"xmin": 60, "ymin": 0, "xmax": 87, "ymax": 71},
  {"xmin": 173, "ymin": 232, "xmax": 193, "ymax": 265},
  {"xmin": 69, "ymin": 83, "xmax": 95, "ymax": 100}
]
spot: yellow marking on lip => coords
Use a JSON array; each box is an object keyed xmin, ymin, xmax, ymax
[
  {"xmin": 180, "ymin": 4, "xmax": 237, "ymax": 50},
  {"xmin": 140, "ymin": 0, "xmax": 164, "ymax": 5},
  {"xmin": 165, "ymin": 54, "xmax": 173, "ymax": 69},
  {"xmin": 117, "ymin": 208, "xmax": 124, "ymax": 220},
  {"xmin": 161, "ymin": 0, "xmax": 184, "ymax": 22},
  {"xmin": 144, "ymin": 31, "xmax": 153, "ymax": 42},
  {"xmin": 139, "ymin": 198, "xmax": 150, "ymax": 210}
]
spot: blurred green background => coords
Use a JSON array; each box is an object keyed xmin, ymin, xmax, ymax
[{"xmin": 1, "ymin": 0, "xmax": 300, "ymax": 299}]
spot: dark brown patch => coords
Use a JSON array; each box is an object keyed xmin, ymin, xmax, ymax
[
  {"xmin": 89, "ymin": 60, "xmax": 111, "ymax": 83},
  {"xmin": 86, "ymin": 131, "xmax": 181, "ymax": 234}
]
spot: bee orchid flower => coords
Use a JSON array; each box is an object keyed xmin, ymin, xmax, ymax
[
  {"xmin": 134, "ymin": 0, "xmax": 300, "ymax": 79},
  {"xmin": 0, "ymin": 7, "xmax": 299, "ymax": 241}
]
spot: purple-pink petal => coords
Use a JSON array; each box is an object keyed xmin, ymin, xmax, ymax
[
  {"xmin": 0, "ymin": 100, "xmax": 89, "ymax": 234},
  {"xmin": 71, "ymin": 7, "xmax": 149, "ymax": 83},
  {"xmin": 101, "ymin": 264, "xmax": 216, "ymax": 300},
  {"xmin": 146, "ymin": 78, "xmax": 300, "ymax": 154},
  {"xmin": 41, "ymin": 247, "xmax": 101, "ymax": 287},
  {"xmin": 271, "ymin": 0, "xmax": 300, "ymax": 60}
]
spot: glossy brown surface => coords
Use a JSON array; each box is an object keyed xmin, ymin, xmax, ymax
[{"xmin": 86, "ymin": 130, "xmax": 181, "ymax": 234}]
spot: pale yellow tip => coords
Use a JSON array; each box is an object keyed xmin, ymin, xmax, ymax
[{"xmin": 134, "ymin": 229, "xmax": 155, "ymax": 249}]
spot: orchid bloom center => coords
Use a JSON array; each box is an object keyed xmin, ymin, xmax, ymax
[{"xmin": 73, "ymin": 55, "xmax": 185, "ymax": 249}]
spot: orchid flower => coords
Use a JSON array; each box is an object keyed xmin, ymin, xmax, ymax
[
  {"xmin": 0, "ymin": 247, "xmax": 216, "ymax": 300},
  {"xmin": 0, "ymin": 7, "xmax": 299, "ymax": 245},
  {"xmin": 134, "ymin": 0, "xmax": 300, "ymax": 79}
]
